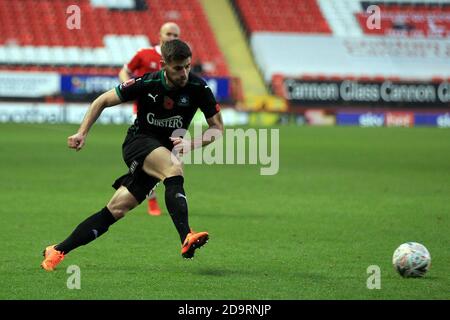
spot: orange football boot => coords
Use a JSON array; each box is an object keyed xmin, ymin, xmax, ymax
[
  {"xmin": 148, "ymin": 198, "xmax": 162, "ymax": 216},
  {"xmin": 41, "ymin": 245, "xmax": 65, "ymax": 271},
  {"xmin": 181, "ymin": 230, "xmax": 209, "ymax": 259}
]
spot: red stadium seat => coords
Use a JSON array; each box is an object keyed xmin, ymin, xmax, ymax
[
  {"xmin": 0, "ymin": 0, "xmax": 229, "ymax": 77},
  {"xmin": 234, "ymin": 0, "xmax": 331, "ymax": 34},
  {"xmin": 356, "ymin": 3, "xmax": 450, "ymax": 38}
]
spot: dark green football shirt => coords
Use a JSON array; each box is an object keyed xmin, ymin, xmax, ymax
[{"xmin": 115, "ymin": 70, "xmax": 220, "ymax": 137}]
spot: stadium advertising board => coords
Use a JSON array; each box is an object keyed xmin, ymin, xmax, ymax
[
  {"xmin": 61, "ymin": 75, "xmax": 231, "ymax": 103},
  {"xmin": 203, "ymin": 77, "xmax": 231, "ymax": 103},
  {"xmin": 60, "ymin": 75, "xmax": 119, "ymax": 95},
  {"xmin": 336, "ymin": 112, "xmax": 385, "ymax": 127},
  {"xmin": 336, "ymin": 111, "xmax": 449, "ymax": 127},
  {"xmin": 283, "ymin": 79, "xmax": 450, "ymax": 108},
  {"xmin": 385, "ymin": 111, "xmax": 414, "ymax": 127},
  {"xmin": 0, "ymin": 71, "xmax": 60, "ymax": 98},
  {"xmin": 0, "ymin": 72, "xmax": 231, "ymax": 102},
  {"xmin": 0, "ymin": 103, "xmax": 64, "ymax": 123},
  {"xmin": 0, "ymin": 102, "xmax": 133, "ymax": 124},
  {"xmin": 0, "ymin": 103, "xmax": 250, "ymax": 126},
  {"xmin": 304, "ymin": 109, "xmax": 335, "ymax": 126},
  {"xmin": 415, "ymin": 112, "xmax": 450, "ymax": 127}
]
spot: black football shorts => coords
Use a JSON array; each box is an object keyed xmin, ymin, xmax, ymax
[{"xmin": 112, "ymin": 131, "xmax": 173, "ymax": 203}]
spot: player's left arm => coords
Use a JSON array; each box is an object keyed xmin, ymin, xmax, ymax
[
  {"xmin": 171, "ymin": 111, "xmax": 223, "ymax": 154},
  {"xmin": 196, "ymin": 111, "xmax": 224, "ymax": 148},
  {"xmin": 203, "ymin": 111, "xmax": 224, "ymax": 145},
  {"xmin": 171, "ymin": 80, "xmax": 224, "ymax": 154}
]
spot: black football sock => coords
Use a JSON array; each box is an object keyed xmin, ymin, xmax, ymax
[
  {"xmin": 164, "ymin": 175, "xmax": 191, "ymax": 243},
  {"xmin": 55, "ymin": 207, "xmax": 117, "ymax": 254}
]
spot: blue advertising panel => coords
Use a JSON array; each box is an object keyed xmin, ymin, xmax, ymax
[
  {"xmin": 203, "ymin": 77, "xmax": 230, "ymax": 103},
  {"xmin": 415, "ymin": 113, "xmax": 450, "ymax": 127},
  {"xmin": 336, "ymin": 112, "xmax": 385, "ymax": 127},
  {"xmin": 61, "ymin": 75, "xmax": 231, "ymax": 102},
  {"xmin": 61, "ymin": 75, "xmax": 119, "ymax": 95}
]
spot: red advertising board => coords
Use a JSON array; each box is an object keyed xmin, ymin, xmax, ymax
[{"xmin": 385, "ymin": 112, "xmax": 415, "ymax": 127}]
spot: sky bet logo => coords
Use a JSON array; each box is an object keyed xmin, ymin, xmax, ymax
[
  {"xmin": 437, "ymin": 113, "xmax": 450, "ymax": 128},
  {"xmin": 359, "ymin": 113, "xmax": 384, "ymax": 127}
]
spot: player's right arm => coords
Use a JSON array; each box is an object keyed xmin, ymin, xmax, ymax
[{"xmin": 67, "ymin": 88, "xmax": 121, "ymax": 151}]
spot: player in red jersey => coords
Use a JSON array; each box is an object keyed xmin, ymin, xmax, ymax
[{"xmin": 118, "ymin": 22, "xmax": 181, "ymax": 216}]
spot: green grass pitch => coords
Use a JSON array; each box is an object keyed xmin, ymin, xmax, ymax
[{"xmin": 0, "ymin": 123, "xmax": 449, "ymax": 299}]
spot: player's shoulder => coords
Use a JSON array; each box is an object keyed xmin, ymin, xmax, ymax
[
  {"xmin": 136, "ymin": 47, "xmax": 152, "ymax": 54},
  {"xmin": 140, "ymin": 46, "xmax": 160, "ymax": 53},
  {"xmin": 187, "ymin": 73, "xmax": 209, "ymax": 88},
  {"xmin": 140, "ymin": 70, "xmax": 162, "ymax": 82},
  {"xmin": 135, "ymin": 47, "xmax": 159, "ymax": 57}
]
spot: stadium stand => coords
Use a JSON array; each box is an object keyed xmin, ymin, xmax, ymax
[
  {"xmin": 231, "ymin": 0, "xmax": 450, "ymax": 114},
  {"xmin": 234, "ymin": 0, "xmax": 331, "ymax": 34},
  {"xmin": 317, "ymin": 0, "xmax": 364, "ymax": 36},
  {"xmin": 1, "ymin": 0, "xmax": 448, "ymax": 110},
  {"xmin": 356, "ymin": 1, "xmax": 450, "ymax": 37},
  {"xmin": 0, "ymin": 0, "xmax": 229, "ymax": 77},
  {"xmin": 233, "ymin": 0, "xmax": 450, "ymax": 85}
]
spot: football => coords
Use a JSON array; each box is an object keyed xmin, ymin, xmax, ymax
[{"xmin": 392, "ymin": 242, "xmax": 431, "ymax": 278}]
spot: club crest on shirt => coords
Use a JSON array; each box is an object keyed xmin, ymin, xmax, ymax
[
  {"xmin": 149, "ymin": 61, "xmax": 158, "ymax": 69},
  {"xmin": 164, "ymin": 96, "xmax": 174, "ymax": 110},
  {"xmin": 178, "ymin": 95, "xmax": 190, "ymax": 107}
]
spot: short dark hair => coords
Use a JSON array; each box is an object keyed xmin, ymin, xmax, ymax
[{"xmin": 161, "ymin": 39, "xmax": 192, "ymax": 63}]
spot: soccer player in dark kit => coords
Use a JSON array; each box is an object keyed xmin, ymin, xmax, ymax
[
  {"xmin": 41, "ymin": 39, "xmax": 224, "ymax": 271},
  {"xmin": 119, "ymin": 22, "xmax": 181, "ymax": 216}
]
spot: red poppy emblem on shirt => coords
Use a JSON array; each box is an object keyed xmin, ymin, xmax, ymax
[{"xmin": 164, "ymin": 96, "xmax": 174, "ymax": 110}]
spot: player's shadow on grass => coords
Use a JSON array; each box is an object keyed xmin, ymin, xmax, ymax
[
  {"xmin": 187, "ymin": 268, "xmax": 328, "ymax": 282},
  {"xmin": 196, "ymin": 212, "xmax": 273, "ymax": 219},
  {"xmin": 189, "ymin": 267, "xmax": 255, "ymax": 277}
]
